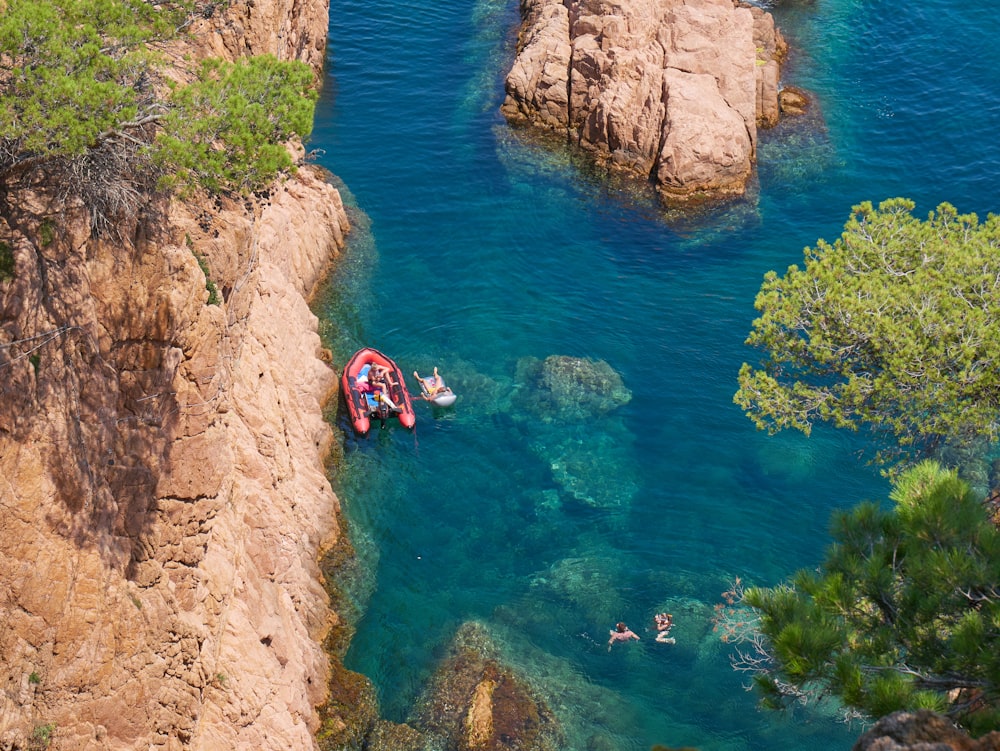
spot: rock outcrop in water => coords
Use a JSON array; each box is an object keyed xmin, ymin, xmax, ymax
[
  {"xmin": 0, "ymin": 2, "xmax": 361, "ymax": 749},
  {"xmin": 501, "ymin": 0, "xmax": 790, "ymax": 204},
  {"xmin": 852, "ymin": 710, "xmax": 1000, "ymax": 751},
  {"xmin": 409, "ymin": 622, "xmax": 565, "ymax": 751},
  {"xmin": 516, "ymin": 355, "xmax": 632, "ymax": 420}
]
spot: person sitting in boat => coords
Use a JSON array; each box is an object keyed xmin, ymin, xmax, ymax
[
  {"xmin": 359, "ymin": 367, "xmax": 401, "ymax": 411},
  {"xmin": 413, "ymin": 367, "xmax": 449, "ymax": 399},
  {"xmin": 371, "ymin": 364, "xmax": 396, "ymax": 388}
]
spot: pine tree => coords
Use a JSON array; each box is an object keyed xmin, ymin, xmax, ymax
[
  {"xmin": 0, "ymin": 0, "xmax": 318, "ymax": 230},
  {"xmin": 734, "ymin": 198, "xmax": 1000, "ymax": 466},
  {"xmin": 736, "ymin": 461, "xmax": 1000, "ymax": 734}
]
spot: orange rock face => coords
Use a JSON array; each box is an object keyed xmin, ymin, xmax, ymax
[
  {"xmin": 0, "ymin": 2, "xmax": 357, "ymax": 749},
  {"xmin": 501, "ymin": 0, "xmax": 788, "ymax": 204}
]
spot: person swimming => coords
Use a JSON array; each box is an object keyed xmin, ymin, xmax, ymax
[
  {"xmin": 608, "ymin": 622, "xmax": 640, "ymax": 651},
  {"xmin": 654, "ymin": 613, "xmax": 675, "ymax": 644}
]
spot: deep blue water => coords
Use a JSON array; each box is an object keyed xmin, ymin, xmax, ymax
[{"xmin": 311, "ymin": 2, "xmax": 1000, "ymax": 749}]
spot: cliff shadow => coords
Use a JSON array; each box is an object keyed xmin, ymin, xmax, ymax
[{"xmin": 0, "ymin": 190, "xmax": 181, "ymax": 566}]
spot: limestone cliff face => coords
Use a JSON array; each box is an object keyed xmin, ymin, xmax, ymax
[
  {"xmin": 0, "ymin": 2, "xmax": 355, "ymax": 749},
  {"xmin": 501, "ymin": 0, "xmax": 788, "ymax": 204}
]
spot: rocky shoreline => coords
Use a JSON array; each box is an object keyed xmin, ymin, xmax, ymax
[
  {"xmin": 0, "ymin": 153, "xmax": 352, "ymax": 749},
  {"xmin": 0, "ymin": 1, "xmax": 994, "ymax": 750},
  {"xmin": 0, "ymin": 0, "xmax": 357, "ymax": 747}
]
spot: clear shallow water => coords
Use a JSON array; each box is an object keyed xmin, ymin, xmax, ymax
[{"xmin": 311, "ymin": 2, "xmax": 1000, "ymax": 749}]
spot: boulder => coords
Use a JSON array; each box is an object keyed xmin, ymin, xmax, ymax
[
  {"xmin": 410, "ymin": 622, "xmax": 564, "ymax": 751},
  {"xmin": 502, "ymin": 0, "xmax": 790, "ymax": 204},
  {"xmin": 515, "ymin": 355, "xmax": 631, "ymax": 420},
  {"xmin": 779, "ymin": 86, "xmax": 811, "ymax": 117},
  {"xmin": 852, "ymin": 710, "xmax": 1000, "ymax": 751}
]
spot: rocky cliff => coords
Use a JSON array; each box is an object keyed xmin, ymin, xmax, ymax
[
  {"xmin": 501, "ymin": 0, "xmax": 789, "ymax": 204},
  {"xmin": 0, "ymin": 2, "xmax": 354, "ymax": 749}
]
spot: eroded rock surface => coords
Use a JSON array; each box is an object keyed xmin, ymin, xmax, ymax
[
  {"xmin": 501, "ymin": 0, "xmax": 789, "ymax": 203},
  {"xmin": 410, "ymin": 622, "xmax": 564, "ymax": 751},
  {"xmin": 0, "ymin": 169, "xmax": 350, "ymax": 751},
  {"xmin": 0, "ymin": 1, "xmax": 364, "ymax": 749},
  {"xmin": 852, "ymin": 710, "xmax": 1000, "ymax": 751}
]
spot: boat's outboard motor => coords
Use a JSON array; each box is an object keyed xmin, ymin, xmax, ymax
[{"xmin": 376, "ymin": 395, "xmax": 390, "ymax": 429}]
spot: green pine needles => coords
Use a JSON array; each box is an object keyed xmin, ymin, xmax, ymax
[
  {"xmin": 0, "ymin": 0, "xmax": 177, "ymax": 164},
  {"xmin": 0, "ymin": 0, "xmax": 318, "ymax": 228},
  {"xmin": 735, "ymin": 198, "xmax": 1000, "ymax": 467},
  {"xmin": 157, "ymin": 55, "xmax": 317, "ymax": 195},
  {"xmin": 728, "ymin": 461, "xmax": 1000, "ymax": 734}
]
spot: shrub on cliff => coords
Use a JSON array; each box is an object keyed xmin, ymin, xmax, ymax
[
  {"xmin": 0, "ymin": 0, "xmax": 178, "ymax": 166},
  {"xmin": 0, "ymin": 0, "xmax": 317, "ymax": 230},
  {"xmin": 734, "ymin": 198, "xmax": 1000, "ymax": 469},
  {"xmin": 720, "ymin": 461, "xmax": 1000, "ymax": 734},
  {"xmin": 156, "ymin": 55, "xmax": 317, "ymax": 196}
]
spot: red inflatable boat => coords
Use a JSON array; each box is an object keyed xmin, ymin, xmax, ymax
[{"xmin": 341, "ymin": 348, "xmax": 416, "ymax": 434}]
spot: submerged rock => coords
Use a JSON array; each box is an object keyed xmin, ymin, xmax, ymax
[
  {"xmin": 530, "ymin": 556, "xmax": 626, "ymax": 623},
  {"xmin": 515, "ymin": 355, "xmax": 631, "ymax": 420},
  {"xmin": 364, "ymin": 720, "xmax": 430, "ymax": 751},
  {"xmin": 410, "ymin": 622, "xmax": 565, "ymax": 751},
  {"xmin": 513, "ymin": 355, "xmax": 635, "ymax": 506},
  {"xmin": 535, "ymin": 428, "xmax": 638, "ymax": 507}
]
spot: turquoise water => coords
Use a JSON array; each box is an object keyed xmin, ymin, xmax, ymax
[{"xmin": 312, "ymin": 2, "xmax": 1000, "ymax": 749}]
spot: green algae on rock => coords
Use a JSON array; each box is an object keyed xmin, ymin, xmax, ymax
[
  {"xmin": 409, "ymin": 622, "xmax": 565, "ymax": 751},
  {"xmin": 515, "ymin": 355, "xmax": 631, "ymax": 420}
]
